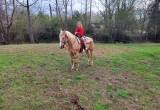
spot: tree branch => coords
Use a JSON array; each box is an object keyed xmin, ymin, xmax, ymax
[
  {"xmin": 28, "ymin": 0, "xmax": 39, "ymax": 6},
  {"xmin": 16, "ymin": 0, "xmax": 27, "ymax": 7},
  {"xmin": 0, "ymin": 19, "xmax": 6, "ymax": 34},
  {"xmin": 8, "ymin": 0, "xmax": 16, "ymax": 29},
  {"xmin": 16, "ymin": 0, "xmax": 39, "ymax": 7}
]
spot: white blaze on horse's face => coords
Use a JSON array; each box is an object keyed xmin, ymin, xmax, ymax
[{"xmin": 59, "ymin": 30, "xmax": 66, "ymax": 49}]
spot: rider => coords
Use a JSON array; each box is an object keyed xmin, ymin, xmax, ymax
[{"xmin": 74, "ymin": 21, "xmax": 86, "ymax": 52}]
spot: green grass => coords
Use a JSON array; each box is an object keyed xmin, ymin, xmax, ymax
[
  {"xmin": 110, "ymin": 45, "xmax": 160, "ymax": 92},
  {"xmin": 0, "ymin": 43, "xmax": 160, "ymax": 110},
  {"xmin": 95, "ymin": 103, "xmax": 109, "ymax": 110},
  {"xmin": 107, "ymin": 85, "xmax": 131, "ymax": 98}
]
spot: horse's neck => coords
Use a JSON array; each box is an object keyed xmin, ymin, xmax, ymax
[{"xmin": 65, "ymin": 31, "xmax": 78, "ymax": 48}]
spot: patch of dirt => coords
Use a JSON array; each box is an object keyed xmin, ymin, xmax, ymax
[
  {"xmin": 42, "ymin": 79, "xmax": 72, "ymax": 109},
  {"xmin": 20, "ymin": 65, "xmax": 33, "ymax": 72},
  {"xmin": 20, "ymin": 65, "xmax": 46, "ymax": 79},
  {"xmin": 90, "ymin": 69, "xmax": 149, "ymax": 90},
  {"xmin": 42, "ymin": 79, "xmax": 87, "ymax": 110},
  {"xmin": 43, "ymin": 80, "xmax": 64, "ymax": 98},
  {"xmin": 89, "ymin": 69, "xmax": 159, "ymax": 110},
  {"xmin": 69, "ymin": 94, "xmax": 86, "ymax": 110}
]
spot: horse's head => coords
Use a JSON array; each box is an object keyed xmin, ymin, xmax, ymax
[{"xmin": 59, "ymin": 30, "xmax": 67, "ymax": 49}]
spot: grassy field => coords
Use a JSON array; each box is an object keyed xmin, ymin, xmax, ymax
[{"xmin": 0, "ymin": 43, "xmax": 160, "ymax": 110}]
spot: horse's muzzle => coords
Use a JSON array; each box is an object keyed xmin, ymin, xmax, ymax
[{"xmin": 60, "ymin": 45, "xmax": 64, "ymax": 49}]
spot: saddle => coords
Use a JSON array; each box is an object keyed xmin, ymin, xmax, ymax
[{"xmin": 76, "ymin": 36, "xmax": 86, "ymax": 53}]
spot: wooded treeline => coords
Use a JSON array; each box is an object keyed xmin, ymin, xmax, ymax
[{"xmin": 0, "ymin": 0, "xmax": 160, "ymax": 44}]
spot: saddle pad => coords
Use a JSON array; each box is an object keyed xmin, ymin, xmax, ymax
[
  {"xmin": 83, "ymin": 37, "xmax": 90, "ymax": 44},
  {"xmin": 76, "ymin": 36, "xmax": 90, "ymax": 44}
]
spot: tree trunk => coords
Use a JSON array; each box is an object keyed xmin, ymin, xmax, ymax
[
  {"xmin": 55, "ymin": 0, "xmax": 63, "ymax": 28},
  {"xmin": 55, "ymin": 0, "xmax": 58, "ymax": 16},
  {"xmin": 89, "ymin": 0, "xmax": 92, "ymax": 26},
  {"xmin": 1, "ymin": 0, "xmax": 15, "ymax": 44},
  {"xmin": 4, "ymin": 0, "xmax": 9, "ymax": 43},
  {"xmin": 0, "ymin": 0, "xmax": 2, "ymax": 11},
  {"xmin": 81, "ymin": 0, "xmax": 82, "ymax": 14},
  {"xmin": 27, "ymin": 0, "xmax": 34, "ymax": 43},
  {"xmin": 104, "ymin": 0, "xmax": 108, "ymax": 28},
  {"xmin": 49, "ymin": 4, "xmax": 52, "ymax": 18},
  {"xmin": 71, "ymin": 0, "xmax": 73, "ymax": 18},
  {"xmin": 64, "ymin": 0, "xmax": 68, "ymax": 29},
  {"xmin": 85, "ymin": 0, "xmax": 88, "ymax": 29},
  {"xmin": 155, "ymin": 25, "xmax": 157, "ymax": 40}
]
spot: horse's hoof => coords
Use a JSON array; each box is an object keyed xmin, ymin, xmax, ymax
[
  {"xmin": 71, "ymin": 68, "xmax": 74, "ymax": 71},
  {"xmin": 91, "ymin": 62, "xmax": 93, "ymax": 66},
  {"xmin": 88, "ymin": 63, "xmax": 93, "ymax": 66}
]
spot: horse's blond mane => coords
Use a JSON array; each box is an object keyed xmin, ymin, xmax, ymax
[{"xmin": 65, "ymin": 31, "xmax": 76, "ymax": 39}]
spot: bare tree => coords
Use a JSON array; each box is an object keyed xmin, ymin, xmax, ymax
[
  {"xmin": 99, "ymin": 0, "xmax": 116, "ymax": 34},
  {"xmin": 63, "ymin": 0, "xmax": 70, "ymax": 29},
  {"xmin": 49, "ymin": 3, "xmax": 53, "ymax": 17},
  {"xmin": 55, "ymin": 0, "xmax": 59, "ymax": 16},
  {"xmin": 0, "ymin": 0, "xmax": 2, "ymax": 10},
  {"xmin": 16, "ymin": 0, "xmax": 39, "ymax": 43},
  {"xmin": 50, "ymin": 0, "xmax": 64, "ymax": 27},
  {"xmin": 136, "ymin": 0, "xmax": 148, "ymax": 35},
  {"xmin": 80, "ymin": 0, "xmax": 82, "ymax": 14},
  {"xmin": 51, "ymin": 0, "xmax": 62, "ymax": 17},
  {"xmin": 89, "ymin": 0, "xmax": 92, "ymax": 26},
  {"xmin": 114, "ymin": 0, "xmax": 136, "ymax": 31},
  {"xmin": 99, "ymin": 0, "xmax": 136, "ymax": 30},
  {"xmin": 147, "ymin": 0, "xmax": 160, "ymax": 41},
  {"xmin": 0, "ymin": 0, "xmax": 16, "ymax": 43},
  {"xmin": 70, "ymin": 0, "xmax": 73, "ymax": 18},
  {"xmin": 84, "ymin": 0, "xmax": 88, "ymax": 28}
]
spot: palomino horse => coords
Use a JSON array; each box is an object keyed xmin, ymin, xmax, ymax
[{"xmin": 59, "ymin": 30, "xmax": 94, "ymax": 71}]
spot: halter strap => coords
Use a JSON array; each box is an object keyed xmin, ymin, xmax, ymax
[{"xmin": 65, "ymin": 34, "xmax": 68, "ymax": 39}]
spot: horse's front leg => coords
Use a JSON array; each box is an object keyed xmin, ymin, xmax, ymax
[
  {"xmin": 75, "ymin": 53, "xmax": 80, "ymax": 71},
  {"xmin": 70, "ymin": 53, "xmax": 75, "ymax": 71},
  {"xmin": 70, "ymin": 52, "xmax": 80, "ymax": 71},
  {"xmin": 76, "ymin": 59, "xmax": 80, "ymax": 71},
  {"xmin": 71, "ymin": 58, "xmax": 75, "ymax": 70}
]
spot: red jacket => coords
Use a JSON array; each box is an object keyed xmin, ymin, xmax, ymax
[{"xmin": 74, "ymin": 26, "xmax": 85, "ymax": 38}]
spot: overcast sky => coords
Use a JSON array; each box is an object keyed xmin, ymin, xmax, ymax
[
  {"xmin": 28, "ymin": 0, "xmax": 153, "ymax": 15},
  {"xmin": 31, "ymin": 0, "xmax": 102, "ymax": 14}
]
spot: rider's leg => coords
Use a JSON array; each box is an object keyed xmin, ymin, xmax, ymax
[{"xmin": 81, "ymin": 37, "xmax": 86, "ymax": 50}]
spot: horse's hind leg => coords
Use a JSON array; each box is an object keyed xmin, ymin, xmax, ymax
[
  {"xmin": 71, "ymin": 58, "xmax": 75, "ymax": 70},
  {"xmin": 75, "ymin": 61, "xmax": 79, "ymax": 71},
  {"xmin": 86, "ymin": 50, "xmax": 93, "ymax": 66},
  {"xmin": 86, "ymin": 50, "xmax": 91, "ymax": 65},
  {"xmin": 75, "ymin": 53, "xmax": 80, "ymax": 71},
  {"xmin": 71, "ymin": 53, "xmax": 80, "ymax": 71},
  {"xmin": 90, "ymin": 50, "xmax": 93, "ymax": 65},
  {"xmin": 70, "ymin": 53, "xmax": 75, "ymax": 71}
]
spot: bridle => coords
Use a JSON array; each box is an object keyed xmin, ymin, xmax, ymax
[
  {"xmin": 60, "ymin": 31, "xmax": 79, "ymax": 49},
  {"xmin": 60, "ymin": 33, "xmax": 68, "ymax": 48}
]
